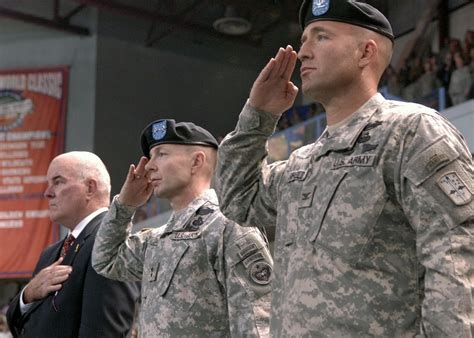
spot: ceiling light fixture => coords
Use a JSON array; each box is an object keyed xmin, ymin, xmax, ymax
[{"xmin": 213, "ymin": 5, "xmax": 252, "ymax": 36}]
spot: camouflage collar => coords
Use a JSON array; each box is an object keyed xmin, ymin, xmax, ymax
[
  {"xmin": 163, "ymin": 189, "xmax": 218, "ymax": 233},
  {"xmin": 315, "ymin": 93, "xmax": 385, "ymax": 161}
]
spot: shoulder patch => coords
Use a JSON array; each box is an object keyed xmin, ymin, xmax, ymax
[
  {"xmin": 437, "ymin": 171, "xmax": 473, "ymax": 206},
  {"xmin": 249, "ymin": 261, "xmax": 272, "ymax": 285},
  {"xmin": 404, "ymin": 137, "xmax": 459, "ymax": 186}
]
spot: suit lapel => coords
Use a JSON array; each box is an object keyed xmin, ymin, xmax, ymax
[
  {"xmin": 22, "ymin": 212, "xmax": 107, "ymax": 321},
  {"xmin": 62, "ymin": 212, "xmax": 106, "ymax": 266}
]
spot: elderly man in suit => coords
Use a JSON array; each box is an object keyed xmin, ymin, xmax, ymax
[{"xmin": 7, "ymin": 151, "xmax": 139, "ymax": 338}]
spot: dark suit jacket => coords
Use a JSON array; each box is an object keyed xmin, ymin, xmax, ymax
[{"xmin": 7, "ymin": 212, "xmax": 140, "ymax": 338}]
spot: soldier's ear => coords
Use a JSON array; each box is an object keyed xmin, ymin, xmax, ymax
[
  {"xmin": 190, "ymin": 151, "xmax": 205, "ymax": 173},
  {"xmin": 359, "ymin": 39, "xmax": 377, "ymax": 68}
]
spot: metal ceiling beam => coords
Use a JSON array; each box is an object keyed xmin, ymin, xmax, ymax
[
  {"xmin": 146, "ymin": 0, "xmax": 206, "ymax": 46},
  {"xmin": 72, "ymin": 0, "xmax": 210, "ymax": 31},
  {"xmin": 71, "ymin": 0, "xmax": 261, "ymax": 46},
  {"xmin": 0, "ymin": 6, "xmax": 89, "ymax": 36},
  {"xmin": 63, "ymin": 4, "xmax": 87, "ymax": 22}
]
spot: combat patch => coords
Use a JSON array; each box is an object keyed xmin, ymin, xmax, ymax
[
  {"xmin": 332, "ymin": 154, "xmax": 376, "ymax": 169},
  {"xmin": 249, "ymin": 261, "xmax": 272, "ymax": 285},
  {"xmin": 437, "ymin": 171, "xmax": 473, "ymax": 206}
]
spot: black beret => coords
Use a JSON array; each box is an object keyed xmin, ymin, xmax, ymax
[
  {"xmin": 140, "ymin": 119, "xmax": 218, "ymax": 158},
  {"xmin": 299, "ymin": 0, "xmax": 394, "ymax": 41}
]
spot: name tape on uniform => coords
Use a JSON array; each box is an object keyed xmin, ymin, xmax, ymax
[{"xmin": 332, "ymin": 154, "xmax": 376, "ymax": 169}]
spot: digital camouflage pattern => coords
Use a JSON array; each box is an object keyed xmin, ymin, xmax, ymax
[
  {"xmin": 215, "ymin": 93, "xmax": 474, "ymax": 337},
  {"xmin": 92, "ymin": 189, "xmax": 272, "ymax": 337}
]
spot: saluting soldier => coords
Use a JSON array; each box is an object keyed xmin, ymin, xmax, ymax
[
  {"xmin": 92, "ymin": 119, "xmax": 272, "ymax": 337},
  {"xmin": 215, "ymin": 0, "xmax": 474, "ymax": 337}
]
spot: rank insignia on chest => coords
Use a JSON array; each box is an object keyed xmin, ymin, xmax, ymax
[
  {"xmin": 249, "ymin": 261, "xmax": 272, "ymax": 285},
  {"xmin": 437, "ymin": 171, "xmax": 473, "ymax": 206},
  {"xmin": 363, "ymin": 120, "xmax": 383, "ymax": 131},
  {"xmin": 185, "ymin": 216, "xmax": 204, "ymax": 231},
  {"xmin": 171, "ymin": 231, "xmax": 201, "ymax": 240},
  {"xmin": 196, "ymin": 206, "xmax": 214, "ymax": 215}
]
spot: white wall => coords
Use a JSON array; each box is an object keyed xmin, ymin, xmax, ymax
[
  {"xmin": 93, "ymin": 36, "xmax": 260, "ymax": 194},
  {"xmin": 442, "ymin": 100, "xmax": 474, "ymax": 152}
]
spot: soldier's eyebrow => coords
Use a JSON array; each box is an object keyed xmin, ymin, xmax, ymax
[{"xmin": 301, "ymin": 26, "xmax": 333, "ymax": 44}]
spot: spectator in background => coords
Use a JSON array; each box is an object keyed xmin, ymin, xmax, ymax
[
  {"xmin": 449, "ymin": 38, "xmax": 463, "ymax": 56},
  {"xmin": 7, "ymin": 151, "xmax": 139, "ymax": 338},
  {"xmin": 385, "ymin": 65, "xmax": 401, "ymax": 96},
  {"xmin": 131, "ymin": 207, "xmax": 148, "ymax": 224},
  {"xmin": 309, "ymin": 102, "xmax": 325, "ymax": 117},
  {"xmin": 288, "ymin": 107, "xmax": 303, "ymax": 126},
  {"xmin": 408, "ymin": 55, "xmax": 423, "ymax": 84},
  {"xmin": 276, "ymin": 112, "xmax": 291, "ymax": 130},
  {"xmin": 462, "ymin": 30, "xmax": 474, "ymax": 58},
  {"xmin": 0, "ymin": 315, "xmax": 12, "ymax": 338},
  {"xmin": 449, "ymin": 51, "xmax": 471, "ymax": 105},
  {"xmin": 417, "ymin": 57, "xmax": 441, "ymax": 98},
  {"xmin": 437, "ymin": 51, "xmax": 454, "ymax": 106},
  {"xmin": 397, "ymin": 59, "xmax": 411, "ymax": 88}
]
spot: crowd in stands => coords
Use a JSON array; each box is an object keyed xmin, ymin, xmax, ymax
[
  {"xmin": 85, "ymin": 32, "xmax": 474, "ymax": 227},
  {"xmin": 381, "ymin": 29, "xmax": 474, "ymax": 108},
  {"xmin": 276, "ymin": 102, "xmax": 325, "ymax": 131},
  {"xmin": 276, "ymin": 30, "xmax": 474, "ymax": 133}
]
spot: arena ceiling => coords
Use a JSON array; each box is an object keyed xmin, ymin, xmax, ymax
[{"xmin": 0, "ymin": 0, "xmax": 391, "ymax": 66}]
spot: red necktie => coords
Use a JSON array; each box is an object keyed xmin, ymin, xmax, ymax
[{"xmin": 60, "ymin": 234, "xmax": 75, "ymax": 258}]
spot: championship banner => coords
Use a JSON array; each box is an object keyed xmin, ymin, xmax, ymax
[{"xmin": 0, "ymin": 67, "xmax": 68, "ymax": 279}]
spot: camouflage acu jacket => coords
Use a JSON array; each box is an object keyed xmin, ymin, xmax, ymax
[
  {"xmin": 215, "ymin": 94, "xmax": 474, "ymax": 337},
  {"xmin": 92, "ymin": 189, "xmax": 272, "ymax": 337}
]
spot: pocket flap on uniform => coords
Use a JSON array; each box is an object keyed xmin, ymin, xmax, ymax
[
  {"xmin": 156, "ymin": 242, "xmax": 188, "ymax": 296},
  {"xmin": 309, "ymin": 171, "xmax": 347, "ymax": 242},
  {"xmin": 404, "ymin": 137, "xmax": 459, "ymax": 186}
]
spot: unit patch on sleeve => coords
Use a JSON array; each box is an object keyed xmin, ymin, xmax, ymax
[
  {"xmin": 249, "ymin": 261, "xmax": 272, "ymax": 285},
  {"xmin": 437, "ymin": 171, "xmax": 473, "ymax": 206}
]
